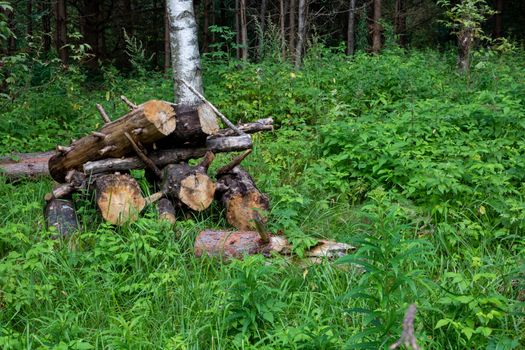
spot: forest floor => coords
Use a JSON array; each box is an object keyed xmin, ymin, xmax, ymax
[{"xmin": 0, "ymin": 49, "xmax": 524, "ymax": 349}]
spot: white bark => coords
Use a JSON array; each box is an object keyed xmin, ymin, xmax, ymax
[{"xmin": 167, "ymin": 0, "xmax": 204, "ymax": 106}]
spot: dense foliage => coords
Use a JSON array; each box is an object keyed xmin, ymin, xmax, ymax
[{"xmin": 0, "ymin": 48, "xmax": 524, "ymax": 349}]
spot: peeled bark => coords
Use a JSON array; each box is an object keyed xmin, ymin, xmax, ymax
[
  {"xmin": 49, "ymin": 100, "xmax": 177, "ymax": 182},
  {"xmin": 161, "ymin": 151, "xmax": 216, "ymax": 211},
  {"xmin": 216, "ymin": 166, "xmax": 269, "ymax": 230},
  {"xmin": 45, "ymin": 199, "xmax": 79, "ymax": 236},
  {"xmin": 94, "ymin": 173, "xmax": 146, "ymax": 225}
]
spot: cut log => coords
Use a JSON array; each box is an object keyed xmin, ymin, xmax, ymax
[
  {"xmin": 161, "ymin": 152, "xmax": 216, "ymax": 211},
  {"xmin": 215, "ymin": 166, "xmax": 269, "ymax": 230},
  {"xmin": 48, "ymin": 100, "xmax": 177, "ymax": 182},
  {"xmin": 0, "ymin": 151, "xmax": 54, "ymax": 180},
  {"xmin": 83, "ymin": 135, "xmax": 253, "ymax": 175},
  {"xmin": 44, "ymin": 198, "xmax": 79, "ymax": 237},
  {"xmin": 194, "ymin": 230, "xmax": 355, "ymax": 261},
  {"xmin": 94, "ymin": 173, "xmax": 146, "ymax": 225},
  {"xmin": 157, "ymin": 198, "xmax": 176, "ymax": 225}
]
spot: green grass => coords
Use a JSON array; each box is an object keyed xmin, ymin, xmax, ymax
[{"xmin": 0, "ymin": 48, "xmax": 524, "ymax": 349}]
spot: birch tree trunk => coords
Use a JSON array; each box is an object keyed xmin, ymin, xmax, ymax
[
  {"xmin": 167, "ymin": 0, "xmax": 204, "ymax": 107},
  {"xmin": 347, "ymin": 0, "xmax": 356, "ymax": 55},
  {"xmin": 294, "ymin": 0, "xmax": 307, "ymax": 68}
]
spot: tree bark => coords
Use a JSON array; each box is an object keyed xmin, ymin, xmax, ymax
[
  {"xmin": 280, "ymin": 0, "xmax": 286, "ymax": 60},
  {"xmin": 0, "ymin": 151, "xmax": 54, "ymax": 180},
  {"xmin": 83, "ymin": 134, "xmax": 252, "ymax": 175},
  {"xmin": 157, "ymin": 198, "xmax": 176, "ymax": 224},
  {"xmin": 289, "ymin": 0, "xmax": 296, "ymax": 59},
  {"xmin": 215, "ymin": 166, "xmax": 269, "ymax": 230},
  {"xmin": 45, "ymin": 199, "xmax": 79, "ymax": 237},
  {"xmin": 457, "ymin": 27, "xmax": 473, "ymax": 73},
  {"xmin": 235, "ymin": 0, "xmax": 240, "ymax": 59},
  {"xmin": 372, "ymin": 0, "xmax": 382, "ymax": 54},
  {"xmin": 347, "ymin": 0, "xmax": 356, "ymax": 55},
  {"xmin": 55, "ymin": 0, "xmax": 68, "ymax": 64},
  {"xmin": 48, "ymin": 100, "xmax": 177, "ymax": 182},
  {"xmin": 239, "ymin": 0, "xmax": 248, "ymax": 60},
  {"xmin": 94, "ymin": 173, "xmax": 146, "ymax": 225},
  {"xmin": 167, "ymin": 0, "xmax": 205, "ymax": 108},
  {"xmin": 294, "ymin": 0, "xmax": 306, "ymax": 68},
  {"xmin": 161, "ymin": 151, "xmax": 216, "ymax": 211}
]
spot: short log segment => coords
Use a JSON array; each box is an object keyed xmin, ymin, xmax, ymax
[
  {"xmin": 0, "ymin": 151, "xmax": 54, "ymax": 180},
  {"xmin": 49, "ymin": 100, "xmax": 177, "ymax": 182},
  {"xmin": 44, "ymin": 199, "xmax": 79, "ymax": 237},
  {"xmin": 161, "ymin": 152, "xmax": 216, "ymax": 211},
  {"xmin": 157, "ymin": 198, "xmax": 176, "ymax": 225},
  {"xmin": 194, "ymin": 230, "xmax": 355, "ymax": 261},
  {"xmin": 94, "ymin": 173, "xmax": 146, "ymax": 225},
  {"xmin": 215, "ymin": 165, "xmax": 269, "ymax": 230}
]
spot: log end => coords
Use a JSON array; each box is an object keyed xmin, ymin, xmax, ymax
[
  {"xmin": 157, "ymin": 198, "xmax": 176, "ymax": 225},
  {"xmin": 96, "ymin": 174, "xmax": 146, "ymax": 225},
  {"xmin": 226, "ymin": 191, "xmax": 269, "ymax": 230},
  {"xmin": 197, "ymin": 103, "xmax": 220, "ymax": 135},
  {"xmin": 179, "ymin": 173, "xmax": 216, "ymax": 211},
  {"xmin": 143, "ymin": 100, "xmax": 177, "ymax": 136}
]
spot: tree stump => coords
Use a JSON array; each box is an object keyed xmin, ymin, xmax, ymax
[
  {"xmin": 44, "ymin": 199, "xmax": 79, "ymax": 237},
  {"xmin": 161, "ymin": 151, "xmax": 216, "ymax": 211}
]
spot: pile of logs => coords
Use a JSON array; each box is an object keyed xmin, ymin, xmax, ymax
[{"xmin": 0, "ymin": 90, "xmax": 353, "ymax": 262}]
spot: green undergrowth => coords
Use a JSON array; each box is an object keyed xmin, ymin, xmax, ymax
[{"xmin": 0, "ymin": 49, "xmax": 524, "ymax": 349}]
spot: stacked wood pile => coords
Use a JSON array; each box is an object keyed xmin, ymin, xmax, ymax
[{"xmin": 0, "ymin": 89, "xmax": 353, "ymax": 262}]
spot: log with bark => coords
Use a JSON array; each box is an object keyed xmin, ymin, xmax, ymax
[
  {"xmin": 194, "ymin": 229, "xmax": 355, "ymax": 262},
  {"xmin": 0, "ymin": 151, "xmax": 54, "ymax": 180},
  {"xmin": 215, "ymin": 152, "xmax": 269, "ymax": 230},
  {"xmin": 48, "ymin": 100, "xmax": 177, "ymax": 182},
  {"xmin": 161, "ymin": 151, "xmax": 216, "ymax": 211},
  {"xmin": 157, "ymin": 198, "xmax": 177, "ymax": 225},
  {"xmin": 44, "ymin": 198, "xmax": 79, "ymax": 237}
]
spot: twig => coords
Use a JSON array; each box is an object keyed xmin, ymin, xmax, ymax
[
  {"xmin": 120, "ymin": 95, "xmax": 138, "ymax": 110},
  {"xmin": 124, "ymin": 132, "xmax": 162, "ymax": 178},
  {"xmin": 179, "ymin": 79, "xmax": 245, "ymax": 136},
  {"xmin": 389, "ymin": 304, "xmax": 420, "ymax": 350},
  {"xmin": 144, "ymin": 191, "xmax": 164, "ymax": 206},
  {"xmin": 216, "ymin": 149, "xmax": 252, "ymax": 175},
  {"xmin": 198, "ymin": 151, "xmax": 215, "ymax": 171},
  {"xmin": 96, "ymin": 104, "xmax": 112, "ymax": 123}
]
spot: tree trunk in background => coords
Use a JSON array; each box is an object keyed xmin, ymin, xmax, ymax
[
  {"xmin": 7, "ymin": 8, "xmax": 15, "ymax": 53},
  {"xmin": 258, "ymin": 0, "xmax": 268, "ymax": 59},
  {"xmin": 27, "ymin": 0, "xmax": 33, "ymax": 37},
  {"xmin": 41, "ymin": 1, "xmax": 51, "ymax": 53},
  {"xmin": 164, "ymin": 1, "xmax": 171, "ymax": 74},
  {"xmin": 203, "ymin": 0, "xmax": 210, "ymax": 52},
  {"xmin": 394, "ymin": 0, "xmax": 406, "ymax": 46},
  {"xmin": 240, "ymin": 0, "xmax": 248, "ymax": 60},
  {"xmin": 346, "ymin": 0, "xmax": 356, "ymax": 55},
  {"xmin": 167, "ymin": 0, "xmax": 205, "ymax": 107},
  {"xmin": 280, "ymin": 0, "xmax": 285, "ymax": 60},
  {"xmin": 294, "ymin": 0, "xmax": 306, "ymax": 68},
  {"xmin": 81, "ymin": 0, "xmax": 101, "ymax": 68},
  {"xmin": 372, "ymin": 0, "xmax": 382, "ymax": 53},
  {"xmin": 289, "ymin": 0, "xmax": 296, "ymax": 60},
  {"xmin": 494, "ymin": 0, "xmax": 503, "ymax": 38},
  {"xmin": 235, "ymin": 0, "xmax": 240, "ymax": 59},
  {"xmin": 55, "ymin": 0, "xmax": 68, "ymax": 64}
]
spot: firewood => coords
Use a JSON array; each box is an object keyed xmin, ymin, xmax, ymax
[
  {"xmin": 215, "ymin": 165, "xmax": 269, "ymax": 230},
  {"xmin": 213, "ymin": 117, "xmax": 274, "ymax": 138},
  {"xmin": 44, "ymin": 198, "xmax": 79, "ymax": 236},
  {"xmin": 49, "ymin": 99, "xmax": 177, "ymax": 182},
  {"xmin": 161, "ymin": 152, "xmax": 216, "ymax": 211},
  {"xmin": 157, "ymin": 198, "xmax": 176, "ymax": 225},
  {"xmin": 83, "ymin": 135, "xmax": 252, "ymax": 175},
  {"xmin": 194, "ymin": 229, "xmax": 355, "ymax": 261},
  {"xmin": 94, "ymin": 173, "xmax": 147, "ymax": 225}
]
